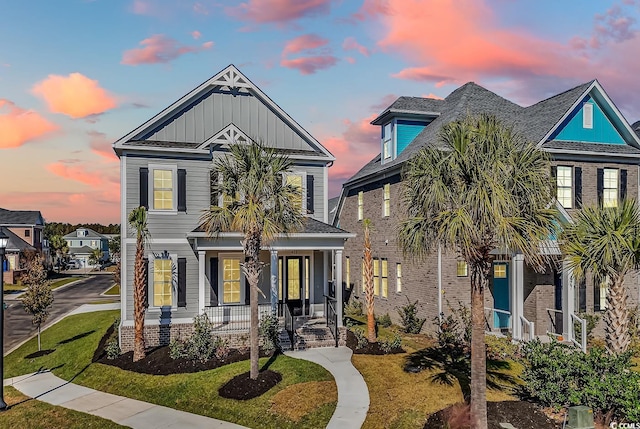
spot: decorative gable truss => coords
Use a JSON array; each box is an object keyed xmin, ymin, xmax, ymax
[
  {"xmin": 209, "ymin": 67, "xmax": 252, "ymax": 92},
  {"xmin": 199, "ymin": 124, "xmax": 252, "ymax": 150}
]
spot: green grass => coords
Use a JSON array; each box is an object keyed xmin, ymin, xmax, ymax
[
  {"xmin": 3, "ymin": 386, "xmax": 127, "ymax": 429},
  {"xmin": 3, "ymin": 284, "xmax": 25, "ymax": 293},
  {"xmin": 50, "ymin": 277, "xmax": 78, "ymax": 290},
  {"xmin": 103, "ymin": 284, "xmax": 120, "ymax": 295},
  {"xmin": 5, "ymin": 310, "xmax": 337, "ymax": 429}
]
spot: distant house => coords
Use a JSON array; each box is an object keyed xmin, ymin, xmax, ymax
[
  {"xmin": 63, "ymin": 228, "xmax": 110, "ymax": 268},
  {"xmin": 0, "ymin": 208, "xmax": 48, "ymax": 284}
]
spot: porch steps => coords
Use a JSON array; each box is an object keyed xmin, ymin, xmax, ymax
[
  {"xmin": 278, "ymin": 329, "xmax": 293, "ymax": 351},
  {"xmin": 294, "ymin": 319, "xmax": 336, "ymax": 351}
]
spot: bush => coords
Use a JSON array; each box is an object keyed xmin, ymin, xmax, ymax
[
  {"xmin": 379, "ymin": 333, "xmax": 402, "ymax": 353},
  {"xmin": 105, "ymin": 337, "xmax": 121, "ymax": 360},
  {"xmin": 485, "ymin": 334, "xmax": 520, "ymax": 360},
  {"xmin": 397, "ymin": 298, "xmax": 426, "ymax": 334},
  {"xmin": 376, "ymin": 313, "xmax": 392, "ymax": 328},
  {"xmin": 521, "ymin": 339, "xmax": 640, "ymax": 424},
  {"xmin": 259, "ymin": 314, "xmax": 280, "ymax": 352},
  {"xmin": 344, "ymin": 299, "xmax": 364, "ymax": 317},
  {"xmin": 169, "ymin": 314, "xmax": 229, "ymax": 363},
  {"xmin": 352, "ymin": 327, "xmax": 368, "ymax": 349},
  {"xmin": 574, "ymin": 312, "xmax": 600, "ymax": 344}
]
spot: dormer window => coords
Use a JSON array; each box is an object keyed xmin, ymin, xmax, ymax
[{"xmin": 382, "ymin": 123, "xmax": 393, "ymax": 160}]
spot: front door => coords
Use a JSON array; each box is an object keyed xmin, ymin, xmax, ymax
[
  {"xmin": 492, "ymin": 262, "xmax": 510, "ymax": 329},
  {"xmin": 278, "ymin": 256, "xmax": 309, "ymax": 316}
]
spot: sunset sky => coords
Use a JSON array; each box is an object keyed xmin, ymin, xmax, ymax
[{"xmin": 2, "ymin": 0, "xmax": 640, "ymax": 224}]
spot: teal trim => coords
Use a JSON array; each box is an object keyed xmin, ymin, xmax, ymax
[
  {"xmin": 553, "ymin": 95, "xmax": 625, "ymax": 145},
  {"xmin": 396, "ymin": 120, "xmax": 426, "ymax": 155}
]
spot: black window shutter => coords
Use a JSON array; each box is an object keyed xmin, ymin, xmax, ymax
[
  {"xmin": 306, "ymin": 175, "xmax": 315, "ymax": 214},
  {"xmin": 177, "ymin": 169, "xmax": 187, "ymax": 212},
  {"xmin": 620, "ymin": 169, "xmax": 628, "ymax": 201},
  {"xmin": 143, "ymin": 257, "xmax": 149, "ymax": 308},
  {"xmin": 579, "ymin": 279, "xmax": 586, "ymax": 313},
  {"xmin": 550, "ymin": 166, "xmax": 557, "ymax": 198},
  {"xmin": 177, "ymin": 258, "xmax": 187, "ymax": 307},
  {"xmin": 140, "ymin": 167, "xmax": 149, "ymax": 209},
  {"xmin": 209, "ymin": 258, "xmax": 219, "ymax": 306},
  {"xmin": 597, "ymin": 168, "xmax": 604, "ymax": 206},
  {"xmin": 594, "ymin": 277, "xmax": 601, "ymax": 312},
  {"xmin": 574, "ymin": 167, "xmax": 582, "ymax": 208}
]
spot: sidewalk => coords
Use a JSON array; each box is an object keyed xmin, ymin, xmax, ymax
[
  {"xmin": 286, "ymin": 347, "xmax": 369, "ymax": 429},
  {"xmin": 5, "ymin": 371, "xmax": 249, "ymax": 429}
]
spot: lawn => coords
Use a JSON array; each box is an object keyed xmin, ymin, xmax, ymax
[
  {"xmin": 5, "ymin": 310, "xmax": 337, "ymax": 429},
  {"xmin": 3, "ymin": 276, "xmax": 78, "ymax": 294},
  {"xmin": 3, "ymin": 386, "xmax": 128, "ymax": 429},
  {"xmin": 103, "ymin": 284, "xmax": 120, "ymax": 295}
]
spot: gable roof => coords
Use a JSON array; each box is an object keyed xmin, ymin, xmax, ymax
[
  {"xmin": 0, "ymin": 227, "xmax": 35, "ymax": 253},
  {"xmin": 0, "ymin": 208, "xmax": 44, "ymax": 226},
  {"xmin": 63, "ymin": 228, "xmax": 108, "ymax": 240},
  {"xmin": 113, "ymin": 65, "xmax": 334, "ymax": 162}
]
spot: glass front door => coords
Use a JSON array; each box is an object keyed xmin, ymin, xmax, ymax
[{"xmin": 278, "ymin": 256, "xmax": 310, "ymax": 316}]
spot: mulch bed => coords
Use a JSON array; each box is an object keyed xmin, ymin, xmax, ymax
[
  {"xmin": 424, "ymin": 401, "xmax": 561, "ymax": 429},
  {"xmin": 345, "ymin": 329, "xmax": 404, "ymax": 355},
  {"xmin": 218, "ymin": 370, "xmax": 283, "ymax": 400}
]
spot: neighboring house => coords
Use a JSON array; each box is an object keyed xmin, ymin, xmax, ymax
[
  {"xmin": 0, "ymin": 208, "xmax": 48, "ymax": 283},
  {"xmin": 63, "ymin": 228, "xmax": 110, "ymax": 268},
  {"xmin": 113, "ymin": 65, "xmax": 354, "ymax": 352},
  {"xmin": 336, "ymin": 80, "xmax": 640, "ymax": 343}
]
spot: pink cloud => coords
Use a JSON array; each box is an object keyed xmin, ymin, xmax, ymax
[
  {"xmin": 283, "ymin": 34, "xmax": 328, "ymax": 55},
  {"xmin": 88, "ymin": 130, "xmax": 118, "ymax": 162},
  {"xmin": 281, "ymin": 34, "xmax": 338, "ymax": 74},
  {"xmin": 47, "ymin": 162, "xmax": 104, "ymax": 187},
  {"xmin": 121, "ymin": 34, "xmax": 213, "ymax": 65},
  {"xmin": 352, "ymin": 0, "xmax": 388, "ymax": 21},
  {"xmin": 130, "ymin": 0, "xmax": 153, "ymax": 15},
  {"xmin": 191, "ymin": 30, "xmax": 202, "ymax": 40},
  {"xmin": 226, "ymin": 0, "xmax": 331, "ymax": 24},
  {"xmin": 345, "ymin": 56, "xmax": 356, "ymax": 64},
  {"xmin": 0, "ymin": 99, "xmax": 58, "ymax": 149},
  {"xmin": 342, "ymin": 37, "xmax": 370, "ymax": 56},
  {"xmin": 281, "ymin": 57, "xmax": 338, "ymax": 74},
  {"xmin": 31, "ymin": 73, "xmax": 117, "ymax": 119}
]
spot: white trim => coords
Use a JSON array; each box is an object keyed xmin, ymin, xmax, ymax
[
  {"xmin": 124, "ymin": 238, "xmax": 190, "ymax": 244},
  {"xmin": 543, "ymin": 147, "xmax": 640, "ymax": 158},
  {"xmin": 120, "ymin": 155, "xmax": 127, "ymax": 323},
  {"xmin": 323, "ymin": 166, "xmax": 329, "ymax": 223},
  {"xmin": 199, "ymin": 123, "xmax": 252, "ymax": 149},
  {"xmin": 147, "ymin": 163, "xmax": 178, "ymax": 214},
  {"xmin": 187, "ymin": 231, "xmax": 355, "ymax": 239},
  {"xmin": 582, "ymin": 102, "xmax": 593, "ymax": 129},
  {"xmin": 198, "ymin": 250, "xmax": 205, "ymax": 314},
  {"xmin": 121, "ymin": 317, "xmax": 194, "ymax": 327}
]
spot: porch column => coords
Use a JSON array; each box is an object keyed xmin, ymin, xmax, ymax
[
  {"xmin": 511, "ymin": 254, "xmax": 524, "ymax": 340},
  {"xmin": 562, "ymin": 260, "xmax": 575, "ymax": 342},
  {"xmin": 335, "ymin": 249, "xmax": 343, "ymax": 327},
  {"xmin": 198, "ymin": 251, "xmax": 205, "ymax": 314},
  {"xmin": 270, "ymin": 250, "xmax": 278, "ymax": 315}
]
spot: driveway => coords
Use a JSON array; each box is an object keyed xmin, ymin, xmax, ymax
[{"xmin": 3, "ymin": 274, "xmax": 118, "ymax": 354}]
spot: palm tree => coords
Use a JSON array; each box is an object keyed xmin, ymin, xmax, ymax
[
  {"xmin": 49, "ymin": 235, "xmax": 68, "ymax": 271},
  {"xmin": 561, "ymin": 199, "xmax": 640, "ymax": 354},
  {"xmin": 88, "ymin": 247, "xmax": 103, "ymax": 268},
  {"xmin": 362, "ymin": 219, "xmax": 376, "ymax": 342},
  {"xmin": 128, "ymin": 206, "xmax": 149, "ymax": 362},
  {"xmin": 398, "ymin": 114, "xmax": 556, "ymax": 429},
  {"xmin": 201, "ymin": 141, "xmax": 304, "ymax": 380}
]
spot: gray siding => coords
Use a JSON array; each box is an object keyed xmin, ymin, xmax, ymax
[{"xmin": 143, "ymin": 90, "xmax": 317, "ymax": 153}]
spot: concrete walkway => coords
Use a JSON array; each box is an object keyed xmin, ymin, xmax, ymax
[
  {"xmin": 286, "ymin": 347, "xmax": 369, "ymax": 429},
  {"xmin": 5, "ymin": 371, "xmax": 249, "ymax": 429}
]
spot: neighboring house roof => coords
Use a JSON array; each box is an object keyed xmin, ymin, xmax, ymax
[
  {"xmin": 0, "ymin": 226, "xmax": 35, "ymax": 253},
  {"xmin": 68, "ymin": 246, "xmax": 97, "ymax": 255},
  {"xmin": 328, "ymin": 197, "xmax": 340, "ymax": 225},
  {"xmin": 0, "ymin": 208, "xmax": 44, "ymax": 226},
  {"xmin": 63, "ymin": 228, "xmax": 108, "ymax": 240},
  {"xmin": 189, "ymin": 217, "xmax": 351, "ymax": 236}
]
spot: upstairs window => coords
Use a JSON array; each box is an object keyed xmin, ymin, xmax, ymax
[
  {"xmin": 396, "ymin": 263, "xmax": 402, "ymax": 293},
  {"xmin": 152, "ymin": 168, "xmax": 174, "ymax": 210},
  {"xmin": 285, "ymin": 173, "xmax": 305, "ymax": 212},
  {"xmin": 603, "ymin": 168, "xmax": 618, "ymax": 208},
  {"xmin": 382, "ymin": 123, "xmax": 392, "ymax": 160},
  {"xmin": 583, "ymin": 102, "xmax": 593, "ymax": 129},
  {"xmin": 24, "ymin": 229, "xmax": 30, "ymax": 237},
  {"xmin": 556, "ymin": 166, "xmax": 573, "ymax": 209},
  {"xmin": 358, "ymin": 191, "xmax": 364, "ymax": 221},
  {"xmin": 383, "ymin": 184, "xmax": 390, "ymax": 217}
]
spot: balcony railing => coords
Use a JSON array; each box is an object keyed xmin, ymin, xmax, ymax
[{"xmin": 203, "ymin": 304, "xmax": 271, "ymax": 333}]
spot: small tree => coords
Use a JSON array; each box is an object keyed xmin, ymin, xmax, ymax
[
  {"xmin": 109, "ymin": 235, "xmax": 121, "ymax": 262},
  {"xmin": 362, "ymin": 219, "xmax": 376, "ymax": 342},
  {"xmin": 20, "ymin": 253, "xmax": 54, "ymax": 351},
  {"xmin": 49, "ymin": 235, "xmax": 68, "ymax": 271},
  {"xmin": 88, "ymin": 248, "xmax": 102, "ymax": 268}
]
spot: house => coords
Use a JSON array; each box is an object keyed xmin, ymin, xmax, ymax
[
  {"xmin": 113, "ymin": 65, "xmax": 354, "ymax": 352},
  {"xmin": 335, "ymin": 80, "xmax": 640, "ymax": 344},
  {"xmin": 63, "ymin": 228, "xmax": 110, "ymax": 268},
  {"xmin": 0, "ymin": 208, "xmax": 48, "ymax": 284}
]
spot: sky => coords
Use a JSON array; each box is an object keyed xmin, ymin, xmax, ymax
[{"xmin": 2, "ymin": 0, "xmax": 640, "ymax": 224}]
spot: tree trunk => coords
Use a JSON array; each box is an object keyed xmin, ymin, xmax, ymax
[
  {"xmin": 604, "ymin": 274, "xmax": 630, "ymax": 354},
  {"xmin": 363, "ymin": 222, "xmax": 376, "ymax": 342},
  {"xmin": 133, "ymin": 237, "xmax": 146, "ymax": 362},
  {"xmin": 470, "ymin": 262, "xmax": 488, "ymax": 429},
  {"xmin": 243, "ymin": 231, "xmax": 263, "ymax": 380}
]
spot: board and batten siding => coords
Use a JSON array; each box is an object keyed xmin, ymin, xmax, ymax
[{"xmin": 141, "ymin": 89, "xmax": 318, "ymax": 153}]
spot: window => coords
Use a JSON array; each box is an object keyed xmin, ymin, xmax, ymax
[
  {"xmin": 24, "ymin": 229, "xmax": 30, "ymax": 237},
  {"xmin": 598, "ymin": 277, "xmax": 610, "ymax": 311},
  {"xmin": 396, "ymin": 263, "xmax": 402, "ymax": 293},
  {"xmin": 345, "ymin": 257, "xmax": 351, "ymax": 289},
  {"xmin": 494, "ymin": 264, "xmax": 507, "ymax": 279},
  {"xmin": 556, "ymin": 166, "xmax": 573, "ymax": 209},
  {"xmin": 603, "ymin": 168, "xmax": 618, "ymax": 208},
  {"xmin": 153, "ymin": 168, "xmax": 174, "ymax": 210},
  {"xmin": 383, "ymin": 123, "xmax": 392, "ymax": 160},
  {"xmin": 222, "ymin": 258, "xmax": 241, "ymax": 304},
  {"xmin": 91, "ymin": 240, "xmax": 97, "ymax": 247},
  {"xmin": 373, "ymin": 258, "xmax": 380, "ymax": 296},
  {"xmin": 153, "ymin": 258, "xmax": 172, "ymax": 307},
  {"xmin": 457, "ymin": 261, "xmax": 468, "ymax": 277},
  {"xmin": 583, "ymin": 102, "xmax": 593, "ymax": 129},
  {"xmin": 383, "ymin": 184, "xmax": 390, "ymax": 217},
  {"xmin": 381, "ymin": 259, "xmax": 388, "ymax": 298},
  {"xmin": 358, "ymin": 191, "xmax": 364, "ymax": 221},
  {"xmin": 286, "ymin": 173, "xmax": 304, "ymax": 212}
]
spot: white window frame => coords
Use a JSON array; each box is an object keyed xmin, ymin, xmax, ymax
[
  {"xmin": 373, "ymin": 258, "xmax": 380, "ymax": 296},
  {"xmin": 148, "ymin": 163, "xmax": 178, "ymax": 214},
  {"xmin": 381, "ymin": 258, "xmax": 388, "ymax": 298},
  {"xmin": 358, "ymin": 191, "xmax": 364, "ymax": 221},
  {"xmin": 583, "ymin": 102, "xmax": 594, "ymax": 129},
  {"xmin": 396, "ymin": 263, "xmax": 402, "ymax": 293},
  {"xmin": 556, "ymin": 166, "xmax": 573, "ymax": 209},
  {"xmin": 219, "ymin": 253, "xmax": 245, "ymax": 306},
  {"xmin": 603, "ymin": 168, "xmax": 619, "ymax": 208},
  {"xmin": 150, "ymin": 252, "xmax": 176, "ymax": 309},
  {"xmin": 284, "ymin": 171, "xmax": 307, "ymax": 214},
  {"xmin": 383, "ymin": 183, "xmax": 390, "ymax": 217},
  {"xmin": 382, "ymin": 122, "xmax": 393, "ymax": 161}
]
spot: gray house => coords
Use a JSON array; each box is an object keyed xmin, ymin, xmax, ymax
[
  {"xmin": 63, "ymin": 228, "xmax": 110, "ymax": 268},
  {"xmin": 113, "ymin": 65, "xmax": 353, "ymax": 351}
]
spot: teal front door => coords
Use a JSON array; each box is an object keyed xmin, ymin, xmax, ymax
[{"xmin": 493, "ymin": 262, "xmax": 510, "ymax": 329}]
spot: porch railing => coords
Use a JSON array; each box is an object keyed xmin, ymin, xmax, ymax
[
  {"xmin": 519, "ymin": 315, "xmax": 535, "ymax": 342},
  {"xmin": 283, "ymin": 302, "xmax": 295, "ymax": 346},
  {"xmin": 570, "ymin": 313, "xmax": 587, "ymax": 353},
  {"xmin": 203, "ymin": 304, "xmax": 271, "ymax": 333},
  {"xmin": 545, "ymin": 308, "xmax": 563, "ymax": 337},
  {"xmin": 483, "ymin": 307, "xmax": 512, "ymax": 332},
  {"xmin": 324, "ymin": 295, "xmax": 339, "ymax": 348}
]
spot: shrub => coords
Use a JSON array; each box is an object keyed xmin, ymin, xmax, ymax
[
  {"xmin": 105, "ymin": 338, "xmax": 121, "ymax": 360},
  {"xmin": 344, "ymin": 299, "xmax": 364, "ymax": 317},
  {"xmin": 521, "ymin": 339, "xmax": 640, "ymax": 424},
  {"xmin": 379, "ymin": 333, "xmax": 402, "ymax": 353},
  {"xmin": 169, "ymin": 314, "xmax": 229, "ymax": 363},
  {"xmin": 574, "ymin": 312, "xmax": 600, "ymax": 344},
  {"xmin": 259, "ymin": 314, "xmax": 280, "ymax": 352},
  {"xmin": 376, "ymin": 313, "xmax": 392, "ymax": 328},
  {"xmin": 352, "ymin": 327, "xmax": 368, "ymax": 349},
  {"xmin": 485, "ymin": 334, "xmax": 520, "ymax": 360},
  {"xmin": 397, "ymin": 298, "xmax": 426, "ymax": 334}
]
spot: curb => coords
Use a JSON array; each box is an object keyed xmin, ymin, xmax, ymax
[
  {"xmin": 4, "ymin": 276, "xmax": 91, "ymax": 301},
  {"xmin": 99, "ymin": 283, "xmax": 120, "ymax": 297}
]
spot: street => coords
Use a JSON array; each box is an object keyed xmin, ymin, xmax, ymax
[{"xmin": 3, "ymin": 274, "xmax": 119, "ymax": 354}]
